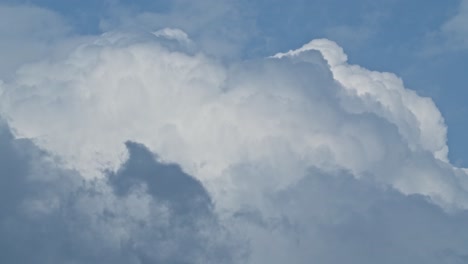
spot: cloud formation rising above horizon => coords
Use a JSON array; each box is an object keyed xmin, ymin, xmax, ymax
[{"xmin": 1, "ymin": 2, "xmax": 468, "ymax": 263}]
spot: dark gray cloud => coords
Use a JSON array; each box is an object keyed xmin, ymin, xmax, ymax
[
  {"xmin": 109, "ymin": 141, "xmax": 212, "ymax": 217},
  {"xmin": 0, "ymin": 121, "xmax": 241, "ymax": 264}
]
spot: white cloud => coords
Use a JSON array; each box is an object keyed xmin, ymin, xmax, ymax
[
  {"xmin": 152, "ymin": 27, "xmax": 192, "ymax": 43},
  {"xmin": 1, "ymin": 15, "xmax": 468, "ymax": 262},
  {"xmin": 1, "ymin": 31, "xmax": 465, "ymax": 209},
  {"xmin": 275, "ymin": 39, "xmax": 448, "ymax": 162}
]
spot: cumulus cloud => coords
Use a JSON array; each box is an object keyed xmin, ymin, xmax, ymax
[
  {"xmin": 2, "ymin": 3, "xmax": 468, "ymax": 263},
  {"xmin": 2, "ymin": 29, "xmax": 467, "ymax": 207},
  {"xmin": 275, "ymin": 39, "xmax": 448, "ymax": 162}
]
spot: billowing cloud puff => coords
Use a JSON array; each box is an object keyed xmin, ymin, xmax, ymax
[
  {"xmin": 275, "ymin": 39, "xmax": 448, "ymax": 162},
  {"xmin": 1, "ymin": 17, "xmax": 468, "ymax": 264},
  {"xmin": 1, "ymin": 29, "xmax": 467, "ymax": 207}
]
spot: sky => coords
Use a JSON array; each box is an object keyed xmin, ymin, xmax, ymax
[{"xmin": 1, "ymin": 0, "xmax": 468, "ymax": 263}]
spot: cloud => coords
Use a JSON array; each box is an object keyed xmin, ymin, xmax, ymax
[
  {"xmin": 152, "ymin": 28, "xmax": 192, "ymax": 44},
  {"xmin": 275, "ymin": 39, "xmax": 448, "ymax": 162},
  {"xmin": 0, "ymin": 120, "xmax": 240, "ymax": 263},
  {"xmin": 423, "ymin": 0, "xmax": 468, "ymax": 54},
  {"xmin": 234, "ymin": 167, "xmax": 468, "ymax": 264},
  {"xmin": 2, "ymin": 114, "xmax": 468, "ymax": 263},
  {"xmin": 441, "ymin": 0, "xmax": 468, "ymax": 47},
  {"xmin": 1, "ymin": 4, "xmax": 468, "ymax": 262},
  {"xmin": 0, "ymin": 4, "xmax": 72, "ymax": 79},
  {"xmin": 2, "ymin": 30, "xmax": 466, "ymax": 208},
  {"xmin": 98, "ymin": 0, "xmax": 256, "ymax": 58}
]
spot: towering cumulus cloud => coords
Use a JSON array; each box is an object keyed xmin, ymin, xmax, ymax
[{"xmin": 1, "ymin": 11, "xmax": 468, "ymax": 264}]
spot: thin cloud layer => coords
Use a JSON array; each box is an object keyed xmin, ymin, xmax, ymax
[
  {"xmin": 0, "ymin": 5, "xmax": 70, "ymax": 79},
  {"xmin": 439, "ymin": 0, "xmax": 468, "ymax": 50},
  {"xmin": 1, "ymin": 3, "xmax": 468, "ymax": 263},
  {"xmin": 422, "ymin": 0, "xmax": 468, "ymax": 55}
]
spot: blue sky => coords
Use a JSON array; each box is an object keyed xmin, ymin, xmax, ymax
[{"xmin": 2, "ymin": 0, "xmax": 468, "ymax": 263}]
